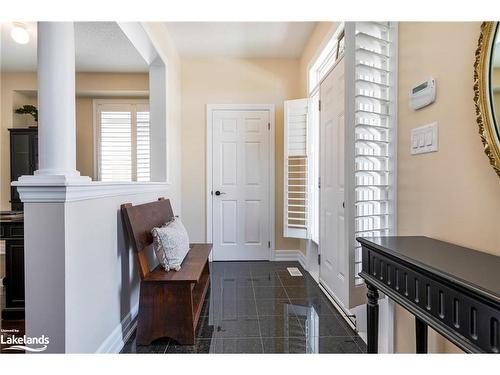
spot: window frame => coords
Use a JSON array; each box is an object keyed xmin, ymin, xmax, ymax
[
  {"xmin": 93, "ymin": 98, "xmax": 150, "ymax": 182},
  {"xmin": 308, "ymin": 90, "xmax": 320, "ymax": 245},
  {"xmin": 308, "ymin": 23, "xmax": 345, "ymax": 95},
  {"xmin": 305, "ymin": 23, "xmax": 345, "ymax": 244}
]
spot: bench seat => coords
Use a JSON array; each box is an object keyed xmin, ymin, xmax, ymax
[
  {"xmin": 144, "ymin": 244, "xmax": 212, "ymax": 283},
  {"xmin": 121, "ymin": 198, "xmax": 212, "ymax": 345}
]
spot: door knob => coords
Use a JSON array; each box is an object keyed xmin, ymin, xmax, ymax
[{"xmin": 215, "ymin": 190, "xmax": 225, "ymax": 196}]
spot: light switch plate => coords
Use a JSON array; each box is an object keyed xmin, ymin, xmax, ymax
[{"xmin": 411, "ymin": 122, "xmax": 438, "ymax": 155}]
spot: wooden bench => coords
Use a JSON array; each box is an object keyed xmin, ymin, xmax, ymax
[{"xmin": 121, "ymin": 198, "xmax": 212, "ymax": 345}]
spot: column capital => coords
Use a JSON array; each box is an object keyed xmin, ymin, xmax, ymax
[
  {"xmin": 14, "ymin": 174, "xmax": 91, "ymax": 186},
  {"xmin": 12, "ymin": 180, "xmax": 168, "ymax": 203}
]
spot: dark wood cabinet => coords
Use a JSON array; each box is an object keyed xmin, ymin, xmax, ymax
[
  {"xmin": 1, "ymin": 213, "xmax": 25, "ymax": 320},
  {"xmin": 9, "ymin": 128, "xmax": 38, "ymax": 211},
  {"xmin": 2, "ymin": 128, "xmax": 34, "ymax": 320}
]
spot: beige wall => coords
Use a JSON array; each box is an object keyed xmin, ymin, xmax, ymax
[
  {"xmin": 396, "ymin": 22, "xmax": 500, "ymax": 353},
  {"xmin": 0, "ymin": 72, "xmax": 149, "ymax": 210},
  {"xmin": 180, "ymin": 57, "xmax": 302, "ymax": 249},
  {"xmin": 1, "ymin": 73, "xmax": 38, "ymax": 211},
  {"xmin": 174, "ymin": 23, "xmax": 356, "ymax": 252},
  {"xmin": 75, "ymin": 97, "xmax": 94, "ymax": 178},
  {"xmin": 75, "ymin": 73, "xmax": 148, "ymax": 94}
]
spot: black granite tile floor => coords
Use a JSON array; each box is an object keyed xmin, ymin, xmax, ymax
[{"xmin": 121, "ymin": 261, "xmax": 366, "ymax": 354}]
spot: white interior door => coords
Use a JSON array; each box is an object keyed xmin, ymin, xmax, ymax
[
  {"xmin": 319, "ymin": 58, "xmax": 348, "ymax": 305},
  {"xmin": 212, "ymin": 109, "xmax": 270, "ymax": 260}
]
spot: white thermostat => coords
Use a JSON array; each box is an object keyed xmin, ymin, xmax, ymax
[{"xmin": 409, "ymin": 78, "xmax": 436, "ymax": 110}]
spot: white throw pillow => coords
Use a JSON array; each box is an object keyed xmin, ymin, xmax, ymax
[{"xmin": 151, "ymin": 218, "xmax": 190, "ymax": 271}]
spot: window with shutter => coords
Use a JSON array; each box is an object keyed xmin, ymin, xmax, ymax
[
  {"xmin": 99, "ymin": 108, "xmax": 133, "ymax": 181},
  {"xmin": 284, "ymin": 98, "xmax": 309, "ymax": 239},
  {"xmin": 352, "ymin": 22, "xmax": 397, "ymax": 291},
  {"xmin": 95, "ymin": 101, "xmax": 150, "ymax": 182},
  {"xmin": 284, "ymin": 27, "xmax": 343, "ymax": 242}
]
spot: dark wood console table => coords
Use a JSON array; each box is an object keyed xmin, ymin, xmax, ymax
[
  {"xmin": 357, "ymin": 236, "xmax": 500, "ymax": 353},
  {"xmin": 0, "ymin": 211, "xmax": 25, "ymax": 320}
]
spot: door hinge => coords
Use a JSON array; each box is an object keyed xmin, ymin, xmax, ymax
[
  {"xmin": 268, "ymin": 241, "xmax": 271, "ymax": 248},
  {"xmin": 318, "ymin": 254, "xmax": 321, "ymax": 265},
  {"xmin": 318, "ymin": 177, "xmax": 321, "ymax": 189},
  {"xmin": 268, "ymin": 122, "xmax": 270, "ymax": 130},
  {"xmin": 318, "ymin": 100, "xmax": 321, "ymax": 111}
]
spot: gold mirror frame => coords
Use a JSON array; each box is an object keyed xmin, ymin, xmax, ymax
[{"xmin": 474, "ymin": 21, "xmax": 500, "ymax": 178}]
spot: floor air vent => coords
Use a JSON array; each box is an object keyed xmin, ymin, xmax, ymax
[{"xmin": 287, "ymin": 267, "xmax": 303, "ymax": 277}]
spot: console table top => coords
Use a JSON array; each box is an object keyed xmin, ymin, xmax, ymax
[{"xmin": 357, "ymin": 236, "xmax": 500, "ymax": 302}]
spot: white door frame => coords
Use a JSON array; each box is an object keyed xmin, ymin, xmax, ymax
[{"xmin": 206, "ymin": 104, "xmax": 276, "ymax": 261}]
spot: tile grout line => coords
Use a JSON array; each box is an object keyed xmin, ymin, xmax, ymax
[
  {"xmin": 213, "ymin": 265, "xmax": 226, "ymax": 353},
  {"xmin": 250, "ymin": 265, "xmax": 264, "ymax": 353},
  {"xmin": 277, "ymin": 265, "xmax": 306, "ymax": 334}
]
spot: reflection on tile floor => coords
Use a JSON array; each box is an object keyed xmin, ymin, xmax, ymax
[{"xmin": 121, "ymin": 261, "xmax": 367, "ymax": 354}]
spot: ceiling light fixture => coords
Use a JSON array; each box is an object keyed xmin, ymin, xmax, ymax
[{"xmin": 11, "ymin": 22, "xmax": 30, "ymax": 45}]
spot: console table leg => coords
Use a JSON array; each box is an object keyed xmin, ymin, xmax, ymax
[
  {"xmin": 366, "ymin": 282, "xmax": 379, "ymax": 353},
  {"xmin": 415, "ymin": 317, "xmax": 428, "ymax": 353}
]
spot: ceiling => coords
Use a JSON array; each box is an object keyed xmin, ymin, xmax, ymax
[
  {"xmin": 1, "ymin": 22, "xmax": 148, "ymax": 72},
  {"xmin": 1, "ymin": 22, "xmax": 317, "ymax": 72},
  {"xmin": 164, "ymin": 22, "xmax": 316, "ymax": 58}
]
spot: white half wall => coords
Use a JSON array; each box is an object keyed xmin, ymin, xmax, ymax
[
  {"xmin": 24, "ymin": 203, "xmax": 66, "ymax": 352},
  {"xmin": 19, "ymin": 183, "xmax": 179, "ymax": 353},
  {"xmin": 64, "ymin": 188, "xmax": 179, "ymax": 353}
]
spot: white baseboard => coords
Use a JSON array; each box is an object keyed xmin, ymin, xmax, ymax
[
  {"xmin": 273, "ymin": 249, "xmax": 307, "ymax": 271},
  {"xmin": 318, "ymin": 282, "xmax": 357, "ymax": 331},
  {"xmin": 96, "ymin": 303, "xmax": 138, "ymax": 353}
]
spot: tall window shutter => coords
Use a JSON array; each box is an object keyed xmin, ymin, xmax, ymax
[
  {"xmin": 96, "ymin": 102, "xmax": 150, "ymax": 182},
  {"xmin": 347, "ymin": 21, "xmax": 398, "ymax": 308},
  {"xmin": 99, "ymin": 107, "xmax": 133, "ymax": 182},
  {"xmin": 284, "ymin": 98, "xmax": 309, "ymax": 239}
]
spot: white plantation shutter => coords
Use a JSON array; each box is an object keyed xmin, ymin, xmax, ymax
[
  {"xmin": 345, "ymin": 21, "xmax": 398, "ymax": 308},
  {"xmin": 284, "ymin": 98, "xmax": 310, "ymax": 239},
  {"xmin": 98, "ymin": 105, "xmax": 133, "ymax": 181},
  {"xmin": 96, "ymin": 102, "xmax": 150, "ymax": 182},
  {"xmin": 136, "ymin": 106, "xmax": 150, "ymax": 182}
]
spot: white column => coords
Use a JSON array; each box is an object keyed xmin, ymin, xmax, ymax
[
  {"xmin": 29, "ymin": 22, "xmax": 89, "ymax": 182},
  {"xmin": 149, "ymin": 58, "xmax": 168, "ymax": 182}
]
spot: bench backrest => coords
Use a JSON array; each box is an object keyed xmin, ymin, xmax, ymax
[{"xmin": 121, "ymin": 198, "xmax": 174, "ymax": 279}]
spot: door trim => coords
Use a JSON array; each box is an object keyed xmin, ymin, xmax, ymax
[{"xmin": 206, "ymin": 104, "xmax": 275, "ymax": 261}]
